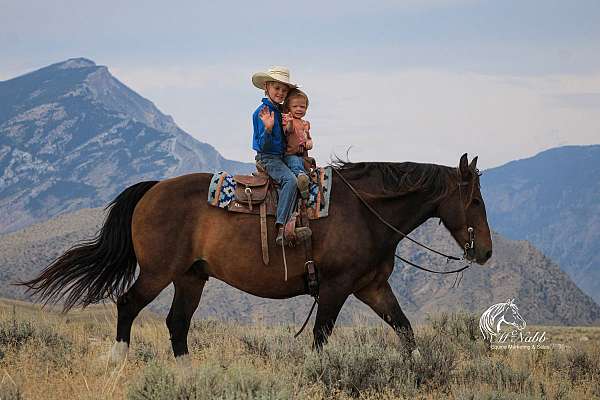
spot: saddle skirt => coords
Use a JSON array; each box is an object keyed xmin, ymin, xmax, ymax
[{"xmin": 207, "ymin": 166, "xmax": 333, "ymax": 219}]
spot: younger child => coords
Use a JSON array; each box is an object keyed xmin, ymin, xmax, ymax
[{"xmin": 282, "ymin": 89, "xmax": 313, "ymax": 199}]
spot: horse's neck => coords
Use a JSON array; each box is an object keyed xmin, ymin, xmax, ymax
[{"xmin": 364, "ymin": 189, "xmax": 438, "ymax": 251}]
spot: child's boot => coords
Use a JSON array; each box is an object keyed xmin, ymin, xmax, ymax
[{"xmin": 297, "ymin": 173, "xmax": 310, "ymax": 199}]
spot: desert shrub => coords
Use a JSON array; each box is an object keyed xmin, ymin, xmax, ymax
[
  {"xmin": 303, "ymin": 337, "xmax": 415, "ymax": 397},
  {"xmin": 412, "ymin": 330, "xmax": 458, "ymax": 389},
  {"xmin": 0, "ymin": 382, "xmax": 23, "ymax": 400},
  {"xmin": 239, "ymin": 331, "xmax": 305, "ymax": 362},
  {"xmin": 0, "ymin": 319, "xmax": 36, "ymax": 348},
  {"xmin": 128, "ymin": 361, "xmax": 291, "ymax": 400},
  {"xmin": 454, "ymin": 389, "xmax": 540, "ymax": 400},
  {"xmin": 133, "ymin": 340, "xmax": 158, "ymax": 363},
  {"xmin": 181, "ymin": 361, "xmax": 291, "ymax": 399},
  {"xmin": 0, "ymin": 318, "xmax": 72, "ymax": 357},
  {"xmin": 461, "ymin": 358, "xmax": 533, "ymax": 394},
  {"xmin": 427, "ymin": 312, "xmax": 488, "ymax": 354},
  {"xmin": 127, "ymin": 363, "xmax": 178, "ymax": 400},
  {"xmin": 566, "ymin": 347, "xmax": 595, "ymax": 383}
]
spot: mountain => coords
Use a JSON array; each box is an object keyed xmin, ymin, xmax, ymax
[
  {"xmin": 2, "ymin": 207, "xmax": 598, "ymax": 326},
  {"xmin": 481, "ymin": 145, "xmax": 600, "ymax": 303},
  {"xmin": 0, "ymin": 58, "xmax": 253, "ymax": 234}
]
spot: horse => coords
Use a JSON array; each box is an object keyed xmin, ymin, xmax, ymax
[
  {"xmin": 479, "ymin": 299, "xmax": 526, "ymax": 341},
  {"xmin": 20, "ymin": 153, "xmax": 492, "ymax": 363}
]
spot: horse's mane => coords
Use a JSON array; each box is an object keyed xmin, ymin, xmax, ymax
[{"xmin": 332, "ymin": 159, "xmax": 455, "ymax": 204}]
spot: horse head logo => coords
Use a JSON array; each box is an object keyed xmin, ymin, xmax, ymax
[{"xmin": 479, "ymin": 298, "xmax": 526, "ymax": 340}]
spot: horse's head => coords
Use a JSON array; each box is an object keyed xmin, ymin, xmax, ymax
[
  {"xmin": 501, "ymin": 299, "xmax": 526, "ymax": 331},
  {"xmin": 437, "ymin": 153, "xmax": 492, "ymax": 265}
]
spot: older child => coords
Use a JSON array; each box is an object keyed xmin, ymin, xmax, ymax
[
  {"xmin": 282, "ymin": 89, "xmax": 313, "ymax": 199},
  {"xmin": 251, "ymin": 66, "xmax": 311, "ymax": 245}
]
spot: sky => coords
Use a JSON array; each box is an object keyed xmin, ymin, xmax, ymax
[{"xmin": 2, "ymin": 0, "xmax": 600, "ymax": 169}]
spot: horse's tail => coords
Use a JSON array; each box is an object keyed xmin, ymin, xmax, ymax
[{"xmin": 18, "ymin": 181, "xmax": 159, "ymax": 312}]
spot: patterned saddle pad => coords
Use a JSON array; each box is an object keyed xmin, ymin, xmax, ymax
[{"xmin": 207, "ymin": 166, "xmax": 333, "ymax": 219}]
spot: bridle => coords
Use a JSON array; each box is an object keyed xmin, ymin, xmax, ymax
[
  {"xmin": 455, "ymin": 166, "xmax": 479, "ymax": 261},
  {"xmin": 331, "ymin": 165, "xmax": 480, "ymax": 275}
]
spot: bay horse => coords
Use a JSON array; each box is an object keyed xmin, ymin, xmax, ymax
[{"xmin": 21, "ymin": 153, "xmax": 492, "ymax": 363}]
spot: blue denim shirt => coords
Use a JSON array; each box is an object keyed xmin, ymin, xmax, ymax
[{"xmin": 252, "ymin": 98, "xmax": 285, "ymax": 156}]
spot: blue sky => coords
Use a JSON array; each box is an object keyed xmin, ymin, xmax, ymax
[{"xmin": 2, "ymin": 0, "xmax": 600, "ymax": 168}]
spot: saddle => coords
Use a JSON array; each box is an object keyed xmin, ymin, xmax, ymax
[{"xmin": 206, "ymin": 160, "xmax": 325, "ymax": 299}]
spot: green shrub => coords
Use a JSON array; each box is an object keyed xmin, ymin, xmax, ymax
[
  {"xmin": 127, "ymin": 363, "xmax": 178, "ymax": 400},
  {"xmin": 133, "ymin": 340, "xmax": 158, "ymax": 363},
  {"xmin": 412, "ymin": 330, "xmax": 457, "ymax": 389},
  {"xmin": 303, "ymin": 337, "xmax": 415, "ymax": 397},
  {"xmin": 239, "ymin": 331, "xmax": 305, "ymax": 362},
  {"xmin": 461, "ymin": 359, "xmax": 533, "ymax": 394}
]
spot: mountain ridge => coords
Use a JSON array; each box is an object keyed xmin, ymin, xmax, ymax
[
  {"xmin": 0, "ymin": 57, "xmax": 253, "ymax": 233},
  {"xmin": 481, "ymin": 144, "xmax": 600, "ymax": 303}
]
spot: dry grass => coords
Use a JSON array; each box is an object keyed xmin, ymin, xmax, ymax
[{"xmin": 0, "ymin": 300, "xmax": 599, "ymax": 399}]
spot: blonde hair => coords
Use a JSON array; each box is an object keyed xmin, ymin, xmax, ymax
[{"xmin": 284, "ymin": 89, "xmax": 309, "ymax": 111}]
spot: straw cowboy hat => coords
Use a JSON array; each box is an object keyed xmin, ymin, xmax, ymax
[{"xmin": 252, "ymin": 66, "xmax": 298, "ymax": 90}]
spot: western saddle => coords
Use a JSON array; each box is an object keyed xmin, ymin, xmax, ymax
[{"xmin": 227, "ymin": 159, "xmax": 319, "ymax": 298}]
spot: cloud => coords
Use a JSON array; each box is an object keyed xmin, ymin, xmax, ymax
[{"xmin": 108, "ymin": 63, "xmax": 600, "ymax": 170}]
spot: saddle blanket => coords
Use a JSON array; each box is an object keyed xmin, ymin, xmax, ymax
[{"xmin": 207, "ymin": 166, "xmax": 333, "ymax": 219}]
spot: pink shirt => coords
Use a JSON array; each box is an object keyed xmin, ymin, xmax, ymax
[{"xmin": 285, "ymin": 118, "xmax": 313, "ymax": 155}]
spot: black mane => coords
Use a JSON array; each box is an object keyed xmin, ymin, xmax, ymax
[{"xmin": 332, "ymin": 160, "xmax": 455, "ymax": 204}]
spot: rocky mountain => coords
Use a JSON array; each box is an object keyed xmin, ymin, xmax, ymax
[
  {"xmin": 481, "ymin": 145, "xmax": 600, "ymax": 303},
  {"xmin": 0, "ymin": 58, "xmax": 253, "ymax": 234},
  {"xmin": 2, "ymin": 207, "xmax": 598, "ymax": 326}
]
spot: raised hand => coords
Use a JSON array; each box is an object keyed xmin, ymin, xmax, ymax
[
  {"xmin": 282, "ymin": 112, "xmax": 293, "ymax": 132},
  {"xmin": 259, "ymin": 106, "xmax": 275, "ymax": 133}
]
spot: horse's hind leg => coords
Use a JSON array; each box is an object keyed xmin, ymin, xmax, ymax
[
  {"xmin": 166, "ymin": 266, "xmax": 208, "ymax": 360},
  {"xmin": 354, "ymin": 280, "xmax": 416, "ymax": 351},
  {"xmin": 109, "ymin": 273, "xmax": 171, "ymax": 364}
]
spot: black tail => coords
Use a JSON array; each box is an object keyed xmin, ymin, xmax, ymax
[{"xmin": 18, "ymin": 181, "xmax": 159, "ymax": 312}]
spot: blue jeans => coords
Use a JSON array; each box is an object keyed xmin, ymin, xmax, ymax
[
  {"xmin": 255, "ymin": 153, "xmax": 298, "ymax": 226},
  {"xmin": 283, "ymin": 154, "xmax": 306, "ymax": 177}
]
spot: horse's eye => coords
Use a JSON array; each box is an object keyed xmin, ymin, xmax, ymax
[{"xmin": 471, "ymin": 198, "xmax": 481, "ymax": 206}]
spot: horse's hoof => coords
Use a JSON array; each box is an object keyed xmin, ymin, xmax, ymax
[{"xmin": 108, "ymin": 340, "xmax": 129, "ymax": 365}]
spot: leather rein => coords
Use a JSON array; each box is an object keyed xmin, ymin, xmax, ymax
[{"xmin": 331, "ymin": 166, "xmax": 477, "ymax": 276}]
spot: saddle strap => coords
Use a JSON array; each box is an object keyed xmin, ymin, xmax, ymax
[
  {"xmin": 246, "ymin": 188, "xmax": 253, "ymax": 211},
  {"xmin": 260, "ymin": 202, "xmax": 269, "ymax": 265},
  {"xmin": 299, "ymin": 200, "xmax": 319, "ymax": 298}
]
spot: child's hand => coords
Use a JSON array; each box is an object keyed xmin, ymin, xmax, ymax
[
  {"xmin": 259, "ymin": 106, "xmax": 275, "ymax": 132},
  {"xmin": 282, "ymin": 113, "xmax": 293, "ymax": 127}
]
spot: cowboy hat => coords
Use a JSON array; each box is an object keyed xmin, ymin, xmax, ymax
[{"xmin": 252, "ymin": 66, "xmax": 298, "ymax": 90}]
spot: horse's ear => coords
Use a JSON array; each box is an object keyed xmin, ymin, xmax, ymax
[
  {"xmin": 506, "ymin": 298, "xmax": 513, "ymax": 305},
  {"xmin": 459, "ymin": 153, "xmax": 469, "ymax": 179},
  {"xmin": 469, "ymin": 156, "xmax": 478, "ymax": 171}
]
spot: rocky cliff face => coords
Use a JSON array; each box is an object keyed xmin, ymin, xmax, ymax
[
  {"xmin": 481, "ymin": 145, "xmax": 600, "ymax": 304},
  {"xmin": 0, "ymin": 58, "xmax": 252, "ymax": 233}
]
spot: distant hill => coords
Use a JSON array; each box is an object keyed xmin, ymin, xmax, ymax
[
  {"xmin": 481, "ymin": 145, "xmax": 600, "ymax": 303},
  {"xmin": 0, "ymin": 57, "xmax": 253, "ymax": 234},
  {"xmin": 2, "ymin": 207, "xmax": 598, "ymax": 326}
]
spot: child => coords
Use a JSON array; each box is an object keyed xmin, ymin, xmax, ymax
[
  {"xmin": 282, "ymin": 89, "xmax": 313, "ymax": 199},
  {"xmin": 251, "ymin": 66, "xmax": 311, "ymax": 245}
]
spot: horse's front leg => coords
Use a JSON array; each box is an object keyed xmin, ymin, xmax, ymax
[
  {"xmin": 354, "ymin": 280, "xmax": 416, "ymax": 351},
  {"xmin": 312, "ymin": 281, "xmax": 350, "ymax": 350}
]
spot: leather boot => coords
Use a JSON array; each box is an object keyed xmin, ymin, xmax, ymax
[{"xmin": 297, "ymin": 173, "xmax": 310, "ymax": 200}]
